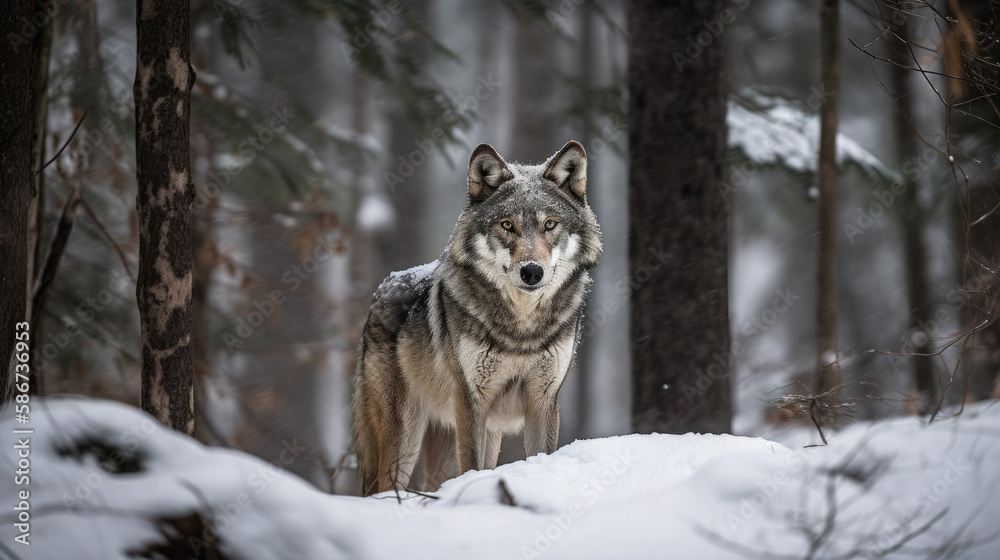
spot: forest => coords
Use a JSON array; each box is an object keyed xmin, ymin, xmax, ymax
[{"xmin": 0, "ymin": 0, "xmax": 999, "ymax": 558}]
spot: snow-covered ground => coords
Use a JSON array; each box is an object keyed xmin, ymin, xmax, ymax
[{"xmin": 2, "ymin": 397, "xmax": 998, "ymax": 559}]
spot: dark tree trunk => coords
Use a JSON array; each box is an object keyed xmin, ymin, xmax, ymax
[
  {"xmin": 574, "ymin": 0, "xmax": 596, "ymax": 439},
  {"xmin": 941, "ymin": 0, "xmax": 1000, "ymax": 403},
  {"xmin": 887, "ymin": 7, "xmax": 936, "ymax": 410},
  {"xmin": 508, "ymin": 11, "xmax": 558, "ymax": 163},
  {"xmin": 0, "ymin": 0, "xmax": 38, "ymax": 404},
  {"xmin": 815, "ymin": 0, "xmax": 842, "ymax": 415},
  {"xmin": 26, "ymin": 0, "xmax": 56, "ymax": 395},
  {"xmin": 134, "ymin": 0, "xmax": 196, "ymax": 434},
  {"xmin": 381, "ymin": 111, "xmax": 429, "ymax": 274},
  {"xmin": 378, "ymin": 0, "xmax": 432, "ymax": 276},
  {"xmin": 27, "ymin": 0, "xmax": 56, "ymax": 326},
  {"xmin": 628, "ymin": 0, "xmax": 731, "ymax": 435}
]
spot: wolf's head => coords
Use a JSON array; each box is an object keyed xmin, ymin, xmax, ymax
[{"xmin": 449, "ymin": 141, "xmax": 603, "ymax": 300}]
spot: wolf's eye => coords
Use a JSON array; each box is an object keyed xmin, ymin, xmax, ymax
[
  {"xmin": 544, "ymin": 219, "xmax": 558, "ymax": 231},
  {"xmin": 500, "ymin": 220, "xmax": 514, "ymax": 231}
]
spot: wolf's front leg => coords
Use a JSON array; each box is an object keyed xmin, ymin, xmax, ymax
[
  {"xmin": 391, "ymin": 401, "xmax": 428, "ymax": 492},
  {"xmin": 454, "ymin": 386, "xmax": 486, "ymax": 473},
  {"xmin": 523, "ymin": 393, "xmax": 560, "ymax": 458}
]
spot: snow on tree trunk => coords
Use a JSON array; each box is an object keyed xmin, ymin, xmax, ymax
[
  {"xmin": 134, "ymin": 0, "xmax": 196, "ymax": 434},
  {"xmin": 0, "ymin": 0, "xmax": 37, "ymax": 405},
  {"xmin": 628, "ymin": 0, "xmax": 732, "ymax": 435},
  {"xmin": 815, "ymin": 0, "xmax": 842, "ymax": 416}
]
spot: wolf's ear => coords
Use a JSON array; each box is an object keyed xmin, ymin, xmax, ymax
[
  {"xmin": 468, "ymin": 143, "xmax": 513, "ymax": 204},
  {"xmin": 544, "ymin": 141, "xmax": 588, "ymax": 203}
]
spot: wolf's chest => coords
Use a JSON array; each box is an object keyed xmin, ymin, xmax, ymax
[{"xmin": 453, "ymin": 335, "xmax": 574, "ymax": 393}]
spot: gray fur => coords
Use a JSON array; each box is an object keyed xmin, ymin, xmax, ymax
[{"xmin": 352, "ymin": 141, "xmax": 602, "ymax": 495}]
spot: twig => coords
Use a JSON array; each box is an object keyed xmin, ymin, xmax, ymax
[
  {"xmin": 847, "ymin": 39, "xmax": 998, "ymax": 92},
  {"xmin": 31, "ymin": 185, "xmax": 81, "ymax": 320},
  {"xmin": 497, "ymin": 478, "xmax": 517, "ymax": 507},
  {"xmin": 809, "ymin": 401, "xmax": 828, "ymax": 446},
  {"xmin": 78, "ymin": 197, "xmax": 134, "ymax": 281},
  {"xmin": 877, "ymin": 508, "xmax": 949, "ymax": 557},
  {"xmin": 33, "ymin": 111, "xmax": 87, "ymax": 177},
  {"xmin": 0, "ymin": 540, "xmax": 24, "ymax": 560},
  {"xmin": 802, "ymin": 473, "xmax": 837, "ymax": 560}
]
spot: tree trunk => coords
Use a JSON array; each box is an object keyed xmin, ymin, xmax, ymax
[
  {"xmin": 379, "ymin": 0, "xmax": 431, "ymax": 275},
  {"xmin": 190, "ymin": 12, "xmax": 219, "ymax": 444},
  {"xmin": 628, "ymin": 0, "xmax": 731, "ymax": 435},
  {"xmin": 815, "ymin": 0, "xmax": 842, "ymax": 414},
  {"xmin": 574, "ymin": 0, "xmax": 596, "ymax": 439},
  {"xmin": 509, "ymin": 9, "xmax": 558, "ymax": 163},
  {"xmin": 1, "ymin": 0, "xmax": 38, "ymax": 405},
  {"xmin": 134, "ymin": 0, "xmax": 196, "ymax": 434},
  {"xmin": 27, "ymin": 0, "xmax": 56, "ymax": 332},
  {"xmin": 941, "ymin": 0, "xmax": 1000, "ymax": 403},
  {"xmin": 888, "ymin": 7, "xmax": 936, "ymax": 410},
  {"xmin": 26, "ymin": 0, "xmax": 57, "ymax": 396}
]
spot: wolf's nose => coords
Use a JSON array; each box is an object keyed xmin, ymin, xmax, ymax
[{"xmin": 520, "ymin": 264, "xmax": 544, "ymax": 286}]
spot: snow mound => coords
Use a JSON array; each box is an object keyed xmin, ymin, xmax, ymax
[
  {"xmin": 3, "ymin": 397, "xmax": 999, "ymax": 559},
  {"xmin": 431, "ymin": 433, "xmax": 788, "ymax": 512}
]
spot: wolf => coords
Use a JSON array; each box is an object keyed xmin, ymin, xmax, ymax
[{"xmin": 351, "ymin": 141, "xmax": 602, "ymax": 496}]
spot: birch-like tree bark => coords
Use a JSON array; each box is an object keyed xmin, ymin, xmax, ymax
[{"xmin": 134, "ymin": 0, "xmax": 196, "ymax": 434}]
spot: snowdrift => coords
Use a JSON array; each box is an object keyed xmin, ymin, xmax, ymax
[{"xmin": 2, "ymin": 397, "xmax": 998, "ymax": 559}]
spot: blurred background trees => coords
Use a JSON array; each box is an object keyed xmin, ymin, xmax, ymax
[{"xmin": 10, "ymin": 0, "xmax": 998, "ymax": 493}]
